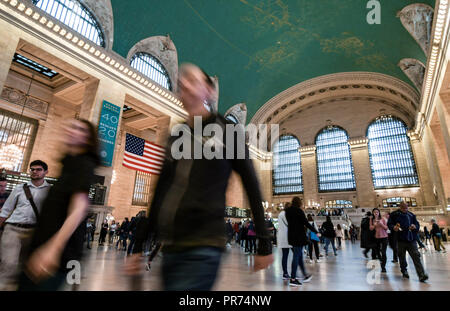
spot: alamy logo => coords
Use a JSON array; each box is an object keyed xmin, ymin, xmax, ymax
[
  {"xmin": 366, "ymin": 0, "xmax": 381, "ymax": 24},
  {"xmin": 66, "ymin": 260, "xmax": 81, "ymax": 285},
  {"xmin": 366, "ymin": 259, "xmax": 381, "ymax": 285},
  {"xmin": 170, "ymin": 117, "xmax": 279, "ymax": 166}
]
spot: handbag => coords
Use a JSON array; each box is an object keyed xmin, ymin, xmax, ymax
[{"xmin": 309, "ymin": 231, "xmax": 320, "ymax": 242}]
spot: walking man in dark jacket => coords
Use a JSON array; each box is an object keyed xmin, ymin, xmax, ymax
[
  {"xmin": 387, "ymin": 202, "xmax": 428, "ymax": 282},
  {"xmin": 125, "ymin": 63, "xmax": 273, "ymax": 290},
  {"xmin": 360, "ymin": 212, "xmax": 377, "ymax": 259}
]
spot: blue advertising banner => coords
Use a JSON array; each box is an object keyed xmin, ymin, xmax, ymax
[{"xmin": 98, "ymin": 100, "xmax": 120, "ymax": 167}]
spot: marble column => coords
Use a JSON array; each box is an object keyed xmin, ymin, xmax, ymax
[
  {"xmin": 299, "ymin": 146, "xmax": 319, "ymax": 208},
  {"xmin": 0, "ymin": 19, "xmax": 20, "ymax": 92}
]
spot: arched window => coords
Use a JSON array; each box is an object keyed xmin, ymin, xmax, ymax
[
  {"xmin": 130, "ymin": 52, "xmax": 172, "ymax": 91},
  {"xmin": 225, "ymin": 114, "xmax": 239, "ymax": 124},
  {"xmin": 272, "ymin": 135, "xmax": 303, "ymax": 194},
  {"xmin": 367, "ymin": 116, "xmax": 419, "ymax": 189},
  {"xmin": 325, "ymin": 200, "xmax": 353, "ymax": 208},
  {"xmin": 33, "ymin": 0, "xmax": 105, "ymax": 47},
  {"xmin": 316, "ymin": 126, "xmax": 356, "ymax": 192}
]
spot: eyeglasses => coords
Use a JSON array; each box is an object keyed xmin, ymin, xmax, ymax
[{"xmin": 29, "ymin": 168, "xmax": 43, "ymax": 172}]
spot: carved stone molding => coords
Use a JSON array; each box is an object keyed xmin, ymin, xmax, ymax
[
  {"xmin": 397, "ymin": 4, "xmax": 434, "ymax": 55},
  {"xmin": 398, "ymin": 58, "xmax": 425, "ymax": 92},
  {"xmin": 299, "ymin": 145, "xmax": 316, "ymax": 157},
  {"xmin": 1, "ymin": 86, "xmax": 49, "ymax": 114},
  {"xmin": 251, "ymin": 72, "xmax": 420, "ymax": 126},
  {"xmin": 126, "ymin": 36, "xmax": 178, "ymax": 92},
  {"xmin": 348, "ymin": 137, "xmax": 369, "ymax": 150},
  {"xmin": 225, "ymin": 103, "xmax": 247, "ymax": 124}
]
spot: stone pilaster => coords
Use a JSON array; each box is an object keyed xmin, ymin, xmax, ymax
[
  {"xmin": 299, "ymin": 146, "xmax": 319, "ymax": 207},
  {"xmin": 348, "ymin": 137, "xmax": 376, "ymax": 208},
  {"xmin": 0, "ymin": 19, "xmax": 20, "ymax": 92}
]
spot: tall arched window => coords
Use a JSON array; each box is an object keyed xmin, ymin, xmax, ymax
[
  {"xmin": 130, "ymin": 52, "xmax": 172, "ymax": 91},
  {"xmin": 367, "ymin": 115, "xmax": 419, "ymax": 189},
  {"xmin": 33, "ymin": 0, "xmax": 105, "ymax": 47},
  {"xmin": 272, "ymin": 135, "xmax": 303, "ymax": 194},
  {"xmin": 316, "ymin": 126, "xmax": 356, "ymax": 192}
]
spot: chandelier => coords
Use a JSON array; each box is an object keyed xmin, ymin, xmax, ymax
[
  {"xmin": 0, "ymin": 144, "xmax": 23, "ymax": 170},
  {"xmin": 0, "ymin": 74, "xmax": 33, "ymax": 171}
]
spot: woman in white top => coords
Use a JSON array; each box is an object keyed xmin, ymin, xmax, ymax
[
  {"xmin": 277, "ymin": 203, "xmax": 292, "ymax": 279},
  {"xmin": 336, "ymin": 224, "xmax": 343, "ymax": 249}
]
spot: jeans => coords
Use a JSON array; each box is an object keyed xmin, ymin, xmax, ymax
[
  {"xmin": 127, "ymin": 234, "xmax": 136, "ymax": 255},
  {"xmin": 324, "ymin": 238, "xmax": 337, "ymax": 255},
  {"xmin": 247, "ymin": 236, "xmax": 256, "ymax": 253},
  {"xmin": 281, "ymin": 248, "xmax": 290, "ymax": 275},
  {"xmin": 337, "ymin": 237, "xmax": 342, "ymax": 248},
  {"xmin": 291, "ymin": 246, "xmax": 307, "ymax": 279},
  {"xmin": 398, "ymin": 240, "xmax": 426, "ymax": 277},
  {"xmin": 308, "ymin": 241, "xmax": 320, "ymax": 260},
  {"xmin": 389, "ymin": 234, "xmax": 398, "ymax": 261},
  {"xmin": 162, "ymin": 247, "xmax": 222, "ymax": 291},
  {"xmin": 375, "ymin": 238, "xmax": 388, "ymax": 269}
]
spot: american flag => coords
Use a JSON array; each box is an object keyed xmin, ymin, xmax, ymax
[{"xmin": 123, "ymin": 133, "xmax": 165, "ymax": 175}]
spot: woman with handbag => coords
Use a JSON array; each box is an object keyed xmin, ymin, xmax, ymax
[{"xmin": 307, "ymin": 214, "xmax": 321, "ymax": 263}]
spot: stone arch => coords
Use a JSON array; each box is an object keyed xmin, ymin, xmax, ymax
[{"xmin": 127, "ymin": 36, "xmax": 178, "ymax": 92}]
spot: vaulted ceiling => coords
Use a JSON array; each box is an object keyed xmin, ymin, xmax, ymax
[{"xmin": 110, "ymin": 0, "xmax": 433, "ymax": 120}]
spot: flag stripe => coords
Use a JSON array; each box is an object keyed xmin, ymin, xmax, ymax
[
  {"xmin": 123, "ymin": 163, "xmax": 160, "ymax": 175},
  {"xmin": 145, "ymin": 142, "xmax": 165, "ymax": 153},
  {"xmin": 124, "ymin": 153, "xmax": 163, "ymax": 169},
  {"xmin": 125, "ymin": 151, "xmax": 164, "ymax": 165}
]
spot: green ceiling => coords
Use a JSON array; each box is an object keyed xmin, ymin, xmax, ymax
[{"xmin": 110, "ymin": 0, "xmax": 434, "ymax": 120}]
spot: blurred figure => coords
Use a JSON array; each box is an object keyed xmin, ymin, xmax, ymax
[
  {"xmin": 322, "ymin": 216, "xmax": 337, "ymax": 257},
  {"xmin": 18, "ymin": 118, "xmax": 99, "ymax": 291},
  {"xmin": 108, "ymin": 220, "xmax": 117, "ymax": 244},
  {"xmin": 285, "ymin": 197, "xmax": 318, "ymax": 286},
  {"xmin": 350, "ymin": 224, "xmax": 357, "ymax": 244},
  {"xmin": 85, "ymin": 220, "xmax": 94, "ymax": 249},
  {"xmin": 246, "ymin": 220, "xmax": 257, "ymax": 254},
  {"xmin": 0, "ymin": 176, "xmax": 10, "ymax": 259},
  {"xmin": 361, "ymin": 212, "xmax": 377, "ymax": 259},
  {"xmin": 370, "ymin": 208, "xmax": 388, "ymax": 273},
  {"xmin": 117, "ymin": 218, "xmax": 130, "ymax": 251},
  {"xmin": 386, "ymin": 212, "xmax": 398, "ymax": 263},
  {"xmin": 99, "ymin": 220, "xmax": 108, "ymax": 246},
  {"xmin": 0, "ymin": 160, "xmax": 51, "ymax": 290},
  {"xmin": 430, "ymin": 219, "xmax": 446, "ymax": 253},
  {"xmin": 306, "ymin": 214, "xmax": 321, "ymax": 263},
  {"xmin": 388, "ymin": 202, "xmax": 428, "ymax": 282},
  {"xmin": 126, "ymin": 63, "xmax": 273, "ymax": 290},
  {"xmin": 277, "ymin": 203, "xmax": 292, "ymax": 279},
  {"xmin": 225, "ymin": 219, "xmax": 233, "ymax": 247},
  {"xmin": 335, "ymin": 224, "xmax": 343, "ymax": 249},
  {"xmin": 0, "ymin": 176, "xmax": 9, "ymax": 212},
  {"xmin": 423, "ymin": 226, "xmax": 431, "ymax": 245}
]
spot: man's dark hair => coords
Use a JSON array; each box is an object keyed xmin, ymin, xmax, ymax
[
  {"xmin": 30, "ymin": 160, "xmax": 48, "ymax": 171},
  {"xmin": 291, "ymin": 196, "xmax": 302, "ymax": 209}
]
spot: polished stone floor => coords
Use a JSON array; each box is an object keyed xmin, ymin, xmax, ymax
[{"xmin": 66, "ymin": 240, "xmax": 450, "ymax": 291}]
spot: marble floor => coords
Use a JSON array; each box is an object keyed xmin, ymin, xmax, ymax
[{"xmin": 66, "ymin": 240, "xmax": 450, "ymax": 291}]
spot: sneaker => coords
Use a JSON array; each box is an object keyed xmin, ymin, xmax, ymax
[
  {"xmin": 282, "ymin": 273, "xmax": 290, "ymax": 280},
  {"xmin": 334, "ymin": 252, "xmax": 338, "ymax": 256},
  {"xmin": 402, "ymin": 272, "xmax": 410, "ymax": 279},
  {"xmin": 391, "ymin": 260, "xmax": 398, "ymax": 263},
  {"xmin": 289, "ymin": 279, "xmax": 302, "ymax": 287},
  {"xmin": 308, "ymin": 259, "xmax": 314, "ymax": 264},
  {"xmin": 303, "ymin": 274, "xmax": 313, "ymax": 283},
  {"xmin": 419, "ymin": 274, "xmax": 429, "ymax": 282},
  {"xmin": 363, "ymin": 251, "xmax": 368, "ymax": 258},
  {"xmin": 381, "ymin": 268, "xmax": 387, "ymax": 273},
  {"xmin": 315, "ymin": 259, "xmax": 322, "ymax": 263},
  {"xmin": 443, "ymin": 250, "xmax": 447, "ymax": 253}
]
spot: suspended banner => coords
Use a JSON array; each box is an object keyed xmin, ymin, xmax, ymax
[{"xmin": 98, "ymin": 100, "xmax": 120, "ymax": 167}]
